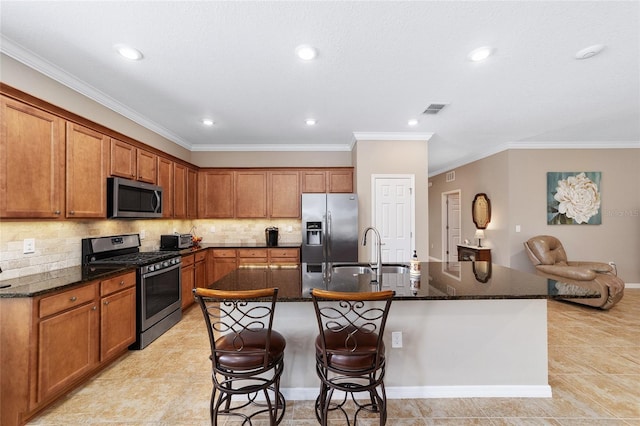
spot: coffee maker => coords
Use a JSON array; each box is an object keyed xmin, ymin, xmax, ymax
[{"xmin": 265, "ymin": 227, "xmax": 279, "ymax": 247}]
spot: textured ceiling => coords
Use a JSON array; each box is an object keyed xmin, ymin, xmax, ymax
[{"xmin": 1, "ymin": 1, "xmax": 638, "ymax": 174}]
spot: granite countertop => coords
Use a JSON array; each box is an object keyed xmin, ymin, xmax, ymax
[
  {"xmin": 206, "ymin": 262, "xmax": 601, "ymax": 302},
  {"xmin": 0, "ymin": 265, "xmax": 134, "ymax": 298}
]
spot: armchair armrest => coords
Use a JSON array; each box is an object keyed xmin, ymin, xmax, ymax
[
  {"xmin": 536, "ymin": 265, "xmax": 597, "ymax": 281},
  {"xmin": 567, "ymin": 261, "xmax": 613, "ymax": 273}
]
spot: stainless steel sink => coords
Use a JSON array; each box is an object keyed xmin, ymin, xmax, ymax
[{"xmin": 331, "ymin": 263, "xmax": 410, "ymax": 275}]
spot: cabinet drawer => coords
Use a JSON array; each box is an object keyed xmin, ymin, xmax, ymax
[
  {"xmin": 40, "ymin": 283, "xmax": 98, "ymax": 318},
  {"xmin": 195, "ymin": 251, "xmax": 207, "ymax": 262},
  {"xmin": 212, "ymin": 249, "xmax": 236, "ymax": 258},
  {"xmin": 268, "ymin": 248, "xmax": 299, "ymax": 259},
  {"xmin": 100, "ymin": 271, "xmax": 136, "ymax": 297},
  {"xmin": 181, "ymin": 254, "xmax": 195, "ymax": 267},
  {"xmin": 238, "ymin": 249, "xmax": 268, "ymax": 258}
]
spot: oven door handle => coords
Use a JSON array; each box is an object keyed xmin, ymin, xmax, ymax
[{"xmin": 141, "ymin": 261, "xmax": 181, "ymax": 279}]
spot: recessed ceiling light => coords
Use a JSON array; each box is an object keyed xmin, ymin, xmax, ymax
[
  {"xmin": 296, "ymin": 45, "xmax": 317, "ymax": 61},
  {"xmin": 305, "ymin": 118, "xmax": 317, "ymax": 126},
  {"xmin": 575, "ymin": 44, "xmax": 605, "ymax": 60},
  {"xmin": 201, "ymin": 118, "xmax": 214, "ymax": 126},
  {"xmin": 114, "ymin": 44, "xmax": 144, "ymax": 61},
  {"xmin": 467, "ymin": 46, "xmax": 493, "ymax": 62},
  {"xmin": 408, "ymin": 119, "xmax": 419, "ymax": 126}
]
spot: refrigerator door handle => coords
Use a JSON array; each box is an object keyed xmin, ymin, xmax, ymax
[{"xmin": 326, "ymin": 211, "xmax": 332, "ymax": 261}]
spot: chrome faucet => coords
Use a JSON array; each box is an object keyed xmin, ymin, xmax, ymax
[{"xmin": 362, "ymin": 226, "xmax": 382, "ymax": 279}]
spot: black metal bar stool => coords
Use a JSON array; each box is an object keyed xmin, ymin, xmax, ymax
[
  {"xmin": 194, "ymin": 287, "xmax": 286, "ymax": 425},
  {"xmin": 311, "ymin": 288, "xmax": 394, "ymax": 426}
]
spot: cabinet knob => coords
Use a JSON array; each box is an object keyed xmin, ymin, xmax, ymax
[
  {"xmin": 104, "ymin": 301, "xmax": 109, "ymax": 305},
  {"xmin": 54, "ymin": 210, "xmax": 61, "ymax": 215},
  {"xmin": 69, "ymin": 296, "xmax": 77, "ymax": 302},
  {"xmin": 119, "ymin": 280, "xmax": 125, "ymax": 286},
  {"xmin": 69, "ymin": 211, "xmax": 75, "ymax": 215},
  {"xmin": 92, "ymin": 306, "xmax": 98, "ymax": 311}
]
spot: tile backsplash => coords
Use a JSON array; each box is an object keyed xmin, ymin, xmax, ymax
[{"xmin": 0, "ymin": 219, "xmax": 301, "ymax": 281}]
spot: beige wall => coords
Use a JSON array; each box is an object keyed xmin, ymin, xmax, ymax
[
  {"xmin": 354, "ymin": 139, "xmax": 429, "ymax": 261},
  {"xmin": 429, "ymin": 148, "xmax": 640, "ymax": 283}
]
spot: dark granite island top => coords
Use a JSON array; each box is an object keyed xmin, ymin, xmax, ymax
[{"xmin": 206, "ymin": 261, "xmax": 600, "ymax": 301}]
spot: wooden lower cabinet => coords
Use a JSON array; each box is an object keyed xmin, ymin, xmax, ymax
[
  {"xmin": 37, "ymin": 298, "xmax": 99, "ymax": 403},
  {"xmin": 100, "ymin": 272, "xmax": 136, "ymax": 361},
  {"xmin": 181, "ymin": 254, "xmax": 195, "ymax": 309},
  {"xmin": 0, "ymin": 271, "xmax": 137, "ymax": 426},
  {"xmin": 195, "ymin": 251, "xmax": 206, "ymax": 289},
  {"xmin": 209, "ymin": 249, "xmax": 239, "ymax": 284}
]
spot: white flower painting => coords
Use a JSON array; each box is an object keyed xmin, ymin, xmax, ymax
[{"xmin": 547, "ymin": 172, "xmax": 602, "ymax": 225}]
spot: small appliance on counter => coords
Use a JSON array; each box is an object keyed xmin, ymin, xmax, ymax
[
  {"xmin": 265, "ymin": 227, "xmax": 279, "ymax": 247},
  {"xmin": 160, "ymin": 234, "xmax": 193, "ymax": 250}
]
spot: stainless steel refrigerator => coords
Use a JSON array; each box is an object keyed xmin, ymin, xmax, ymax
[{"xmin": 302, "ymin": 193, "xmax": 358, "ymax": 264}]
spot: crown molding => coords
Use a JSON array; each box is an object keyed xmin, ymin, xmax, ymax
[
  {"xmin": 353, "ymin": 132, "xmax": 434, "ymax": 142},
  {"xmin": 191, "ymin": 143, "xmax": 354, "ymax": 152}
]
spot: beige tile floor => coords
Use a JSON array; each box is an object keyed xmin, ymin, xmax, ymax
[{"xmin": 26, "ymin": 289, "xmax": 639, "ymax": 425}]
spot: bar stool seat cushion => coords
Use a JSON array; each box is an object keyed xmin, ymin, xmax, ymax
[
  {"xmin": 315, "ymin": 326, "xmax": 385, "ymax": 371},
  {"xmin": 216, "ymin": 329, "xmax": 286, "ymax": 369}
]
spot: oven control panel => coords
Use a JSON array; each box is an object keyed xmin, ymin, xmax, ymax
[{"xmin": 143, "ymin": 257, "xmax": 181, "ymax": 274}]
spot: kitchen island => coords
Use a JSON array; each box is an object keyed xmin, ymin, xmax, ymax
[{"xmin": 205, "ymin": 261, "xmax": 598, "ymax": 400}]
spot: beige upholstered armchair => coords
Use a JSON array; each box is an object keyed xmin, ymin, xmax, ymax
[{"xmin": 524, "ymin": 235, "xmax": 624, "ymax": 309}]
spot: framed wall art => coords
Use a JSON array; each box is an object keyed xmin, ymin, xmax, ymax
[{"xmin": 547, "ymin": 171, "xmax": 601, "ymax": 225}]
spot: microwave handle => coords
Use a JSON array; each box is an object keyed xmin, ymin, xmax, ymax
[{"xmin": 152, "ymin": 191, "xmax": 161, "ymax": 213}]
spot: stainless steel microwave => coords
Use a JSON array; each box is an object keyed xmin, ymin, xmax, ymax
[{"xmin": 107, "ymin": 177, "xmax": 163, "ymax": 218}]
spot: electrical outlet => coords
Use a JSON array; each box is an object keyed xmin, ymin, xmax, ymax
[
  {"xmin": 210, "ymin": 226, "xmax": 216, "ymax": 233},
  {"xmin": 23, "ymin": 238, "xmax": 35, "ymax": 254},
  {"xmin": 391, "ymin": 331, "xmax": 403, "ymax": 348},
  {"xmin": 140, "ymin": 230, "xmax": 146, "ymax": 240}
]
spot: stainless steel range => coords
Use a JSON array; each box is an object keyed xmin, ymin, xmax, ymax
[{"xmin": 82, "ymin": 234, "xmax": 182, "ymax": 349}]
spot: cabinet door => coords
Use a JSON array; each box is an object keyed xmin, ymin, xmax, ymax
[
  {"xmin": 211, "ymin": 249, "xmax": 238, "ymax": 283},
  {"xmin": 137, "ymin": 148, "xmax": 157, "ymax": 183},
  {"xmin": 195, "ymin": 258, "xmax": 206, "ymax": 289},
  {"xmin": 110, "ymin": 138, "xmax": 136, "ymax": 179},
  {"xmin": 235, "ymin": 170, "xmax": 267, "ymax": 218},
  {"xmin": 327, "ymin": 169, "xmax": 354, "ymax": 193},
  {"xmin": 0, "ymin": 96, "xmax": 65, "ymax": 218},
  {"xmin": 301, "ymin": 170, "xmax": 326, "ymax": 193},
  {"xmin": 66, "ymin": 123, "xmax": 108, "ymax": 218},
  {"xmin": 269, "ymin": 171, "xmax": 300, "ymax": 218},
  {"xmin": 181, "ymin": 263, "xmax": 195, "ymax": 309},
  {"xmin": 173, "ymin": 163, "xmax": 187, "ymax": 218},
  {"xmin": 198, "ymin": 170, "xmax": 234, "ymax": 218},
  {"xmin": 187, "ymin": 167, "xmax": 198, "ymax": 218},
  {"xmin": 38, "ymin": 302, "xmax": 99, "ymax": 402},
  {"xmin": 157, "ymin": 157, "xmax": 174, "ymax": 218},
  {"xmin": 100, "ymin": 286, "xmax": 136, "ymax": 361}
]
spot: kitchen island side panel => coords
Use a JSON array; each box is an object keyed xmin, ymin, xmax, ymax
[{"xmin": 273, "ymin": 298, "xmax": 550, "ymax": 399}]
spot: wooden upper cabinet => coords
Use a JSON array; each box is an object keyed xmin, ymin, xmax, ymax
[
  {"xmin": 198, "ymin": 170, "xmax": 234, "ymax": 218},
  {"xmin": 136, "ymin": 148, "xmax": 157, "ymax": 183},
  {"xmin": 187, "ymin": 167, "xmax": 198, "ymax": 218},
  {"xmin": 269, "ymin": 170, "xmax": 300, "ymax": 218},
  {"xmin": 173, "ymin": 163, "xmax": 187, "ymax": 219},
  {"xmin": 66, "ymin": 123, "xmax": 109, "ymax": 218},
  {"xmin": 327, "ymin": 169, "xmax": 354, "ymax": 193},
  {"xmin": 157, "ymin": 157, "xmax": 174, "ymax": 218},
  {"xmin": 301, "ymin": 168, "xmax": 354, "ymax": 193},
  {"xmin": 235, "ymin": 170, "xmax": 267, "ymax": 218},
  {"xmin": 110, "ymin": 138, "xmax": 136, "ymax": 180},
  {"xmin": 301, "ymin": 170, "xmax": 326, "ymax": 193},
  {"xmin": 0, "ymin": 96, "xmax": 65, "ymax": 219}
]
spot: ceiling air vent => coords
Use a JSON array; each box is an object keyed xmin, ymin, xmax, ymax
[
  {"xmin": 423, "ymin": 103, "xmax": 447, "ymax": 115},
  {"xmin": 445, "ymin": 171, "xmax": 455, "ymax": 182}
]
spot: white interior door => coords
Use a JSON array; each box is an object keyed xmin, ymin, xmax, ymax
[
  {"xmin": 443, "ymin": 191, "xmax": 461, "ymax": 263},
  {"xmin": 372, "ymin": 175, "xmax": 414, "ymax": 263}
]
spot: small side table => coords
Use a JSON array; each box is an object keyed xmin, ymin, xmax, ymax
[{"xmin": 457, "ymin": 245, "xmax": 492, "ymax": 262}]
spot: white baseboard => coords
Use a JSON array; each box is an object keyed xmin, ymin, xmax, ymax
[
  {"xmin": 281, "ymin": 385, "xmax": 552, "ymax": 400},
  {"xmin": 625, "ymin": 283, "xmax": 640, "ymax": 289}
]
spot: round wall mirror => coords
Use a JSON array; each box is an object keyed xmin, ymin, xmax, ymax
[{"xmin": 472, "ymin": 193, "xmax": 491, "ymax": 229}]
